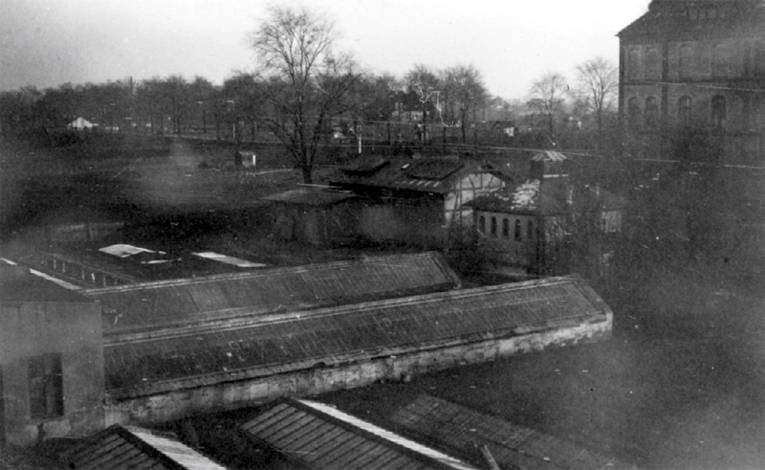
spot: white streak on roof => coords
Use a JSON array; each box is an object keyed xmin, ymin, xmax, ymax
[
  {"xmin": 99, "ymin": 244, "xmax": 157, "ymax": 258},
  {"xmin": 192, "ymin": 251, "xmax": 267, "ymax": 268},
  {"xmin": 298, "ymin": 399, "xmax": 479, "ymax": 470}
]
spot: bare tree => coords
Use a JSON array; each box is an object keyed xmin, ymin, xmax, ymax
[
  {"xmin": 574, "ymin": 57, "xmax": 618, "ymax": 151},
  {"xmin": 526, "ymin": 72, "xmax": 568, "ymax": 144},
  {"xmin": 442, "ymin": 65, "xmax": 488, "ymax": 143},
  {"xmin": 404, "ymin": 64, "xmax": 441, "ymax": 126},
  {"xmin": 251, "ymin": 6, "xmax": 356, "ymax": 183}
]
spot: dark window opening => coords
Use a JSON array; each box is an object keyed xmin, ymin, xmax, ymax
[
  {"xmin": 527, "ymin": 220, "xmax": 534, "ymax": 241},
  {"xmin": 679, "ymin": 45, "xmax": 693, "ymax": 79},
  {"xmin": 478, "ymin": 216, "xmax": 485, "ymax": 233},
  {"xmin": 712, "ymin": 44, "xmax": 728, "ymax": 78},
  {"xmin": 514, "ymin": 219, "xmax": 522, "ymax": 241},
  {"xmin": 628, "ymin": 48, "xmax": 641, "ymax": 80},
  {"xmin": 645, "ymin": 96, "xmax": 659, "ymax": 128},
  {"xmin": 490, "ymin": 217, "xmax": 497, "ymax": 237},
  {"xmin": 712, "ymin": 95, "xmax": 727, "ymax": 129},
  {"xmin": 627, "ymin": 97, "xmax": 641, "ymax": 128},
  {"xmin": 28, "ymin": 354, "xmax": 63, "ymax": 420},
  {"xmin": 678, "ymin": 96, "xmax": 692, "ymax": 125},
  {"xmin": 502, "ymin": 218, "xmax": 509, "ymax": 238},
  {"xmin": 645, "ymin": 47, "xmax": 661, "ymax": 79}
]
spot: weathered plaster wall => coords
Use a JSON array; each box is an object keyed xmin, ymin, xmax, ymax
[{"xmin": 0, "ymin": 301, "xmax": 105, "ymax": 445}]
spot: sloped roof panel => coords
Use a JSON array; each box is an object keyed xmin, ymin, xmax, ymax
[
  {"xmin": 104, "ymin": 276, "xmax": 611, "ymax": 397},
  {"xmin": 241, "ymin": 400, "xmax": 477, "ymax": 470},
  {"xmin": 86, "ymin": 252, "xmax": 459, "ymax": 333},
  {"xmin": 63, "ymin": 425, "xmax": 228, "ymax": 470},
  {"xmin": 391, "ymin": 395, "xmax": 633, "ymax": 470}
]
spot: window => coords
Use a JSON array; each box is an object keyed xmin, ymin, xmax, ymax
[
  {"xmin": 627, "ymin": 97, "xmax": 642, "ymax": 128},
  {"xmin": 490, "ymin": 217, "xmax": 497, "ymax": 237},
  {"xmin": 743, "ymin": 41, "xmax": 754, "ymax": 77},
  {"xmin": 645, "ymin": 47, "xmax": 661, "ymax": 79},
  {"xmin": 678, "ymin": 96, "xmax": 693, "ymax": 125},
  {"xmin": 712, "ymin": 44, "xmax": 728, "ymax": 77},
  {"xmin": 527, "ymin": 220, "xmax": 534, "ymax": 241},
  {"xmin": 28, "ymin": 354, "xmax": 63, "ymax": 420},
  {"xmin": 514, "ymin": 219, "xmax": 522, "ymax": 241},
  {"xmin": 644, "ymin": 96, "xmax": 659, "ymax": 128},
  {"xmin": 756, "ymin": 41, "xmax": 765, "ymax": 78},
  {"xmin": 627, "ymin": 48, "xmax": 641, "ymax": 80},
  {"xmin": 679, "ymin": 44, "xmax": 693, "ymax": 79},
  {"xmin": 712, "ymin": 95, "xmax": 727, "ymax": 128},
  {"xmin": 478, "ymin": 216, "xmax": 485, "ymax": 233},
  {"xmin": 502, "ymin": 218, "xmax": 509, "ymax": 238}
]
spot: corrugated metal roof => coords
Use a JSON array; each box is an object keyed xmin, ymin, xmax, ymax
[
  {"xmin": 104, "ymin": 275, "xmax": 611, "ymax": 397},
  {"xmin": 86, "ymin": 252, "xmax": 459, "ymax": 333},
  {"xmin": 63, "ymin": 424, "xmax": 228, "ymax": 470},
  {"xmin": 241, "ymin": 399, "xmax": 478, "ymax": 470},
  {"xmin": 336, "ymin": 157, "xmax": 490, "ymax": 195},
  {"xmin": 391, "ymin": 395, "xmax": 634, "ymax": 470}
]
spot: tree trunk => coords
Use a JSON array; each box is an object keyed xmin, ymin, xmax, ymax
[{"xmin": 301, "ymin": 165, "xmax": 313, "ymax": 184}]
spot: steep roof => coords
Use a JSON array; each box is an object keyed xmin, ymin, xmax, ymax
[
  {"xmin": 63, "ymin": 424, "xmax": 228, "ymax": 470},
  {"xmin": 391, "ymin": 395, "xmax": 633, "ymax": 470},
  {"xmin": 86, "ymin": 252, "xmax": 460, "ymax": 333},
  {"xmin": 242, "ymin": 399, "xmax": 478, "ymax": 470},
  {"xmin": 334, "ymin": 156, "xmax": 496, "ymax": 195},
  {"xmin": 103, "ymin": 275, "xmax": 612, "ymax": 397}
]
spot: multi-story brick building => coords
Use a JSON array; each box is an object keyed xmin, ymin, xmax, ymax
[{"xmin": 618, "ymin": 0, "xmax": 765, "ymax": 163}]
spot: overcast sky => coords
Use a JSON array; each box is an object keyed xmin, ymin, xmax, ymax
[{"xmin": 0, "ymin": 0, "xmax": 648, "ymax": 99}]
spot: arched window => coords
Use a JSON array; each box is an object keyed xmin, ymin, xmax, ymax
[
  {"xmin": 645, "ymin": 47, "xmax": 661, "ymax": 79},
  {"xmin": 514, "ymin": 219, "xmax": 522, "ymax": 241},
  {"xmin": 490, "ymin": 216, "xmax": 497, "ymax": 236},
  {"xmin": 711, "ymin": 95, "xmax": 727, "ymax": 128},
  {"xmin": 628, "ymin": 48, "xmax": 641, "ymax": 80},
  {"xmin": 679, "ymin": 44, "xmax": 694, "ymax": 79},
  {"xmin": 678, "ymin": 96, "xmax": 692, "ymax": 125},
  {"xmin": 502, "ymin": 218, "xmax": 509, "ymax": 238},
  {"xmin": 527, "ymin": 220, "xmax": 534, "ymax": 241},
  {"xmin": 756, "ymin": 41, "xmax": 765, "ymax": 78},
  {"xmin": 478, "ymin": 215, "xmax": 485, "ymax": 233},
  {"xmin": 712, "ymin": 43, "xmax": 728, "ymax": 77},
  {"xmin": 644, "ymin": 96, "xmax": 659, "ymax": 128},
  {"xmin": 627, "ymin": 97, "xmax": 641, "ymax": 127},
  {"xmin": 743, "ymin": 41, "xmax": 754, "ymax": 77}
]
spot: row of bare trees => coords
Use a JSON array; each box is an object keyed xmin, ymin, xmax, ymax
[
  {"xmin": 0, "ymin": 6, "xmax": 618, "ymax": 182},
  {"xmin": 525, "ymin": 58, "xmax": 618, "ymax": 152}
]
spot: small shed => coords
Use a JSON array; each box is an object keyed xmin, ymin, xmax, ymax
[
  {"xmin": 234, "ymin": 150, "xmax": 257, "ymax": 168},
  {"xmin": 262, "ymin": 186, "xmax": 360, "ymax": 246}
]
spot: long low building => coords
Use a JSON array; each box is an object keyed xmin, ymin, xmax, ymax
[
  {"xmin": 104, "ymin": 275, "xmax": 613, "ymax": 425},
  {"xmin": 86, "ymin": 251, "xmax": 460, "ymax": 334}
]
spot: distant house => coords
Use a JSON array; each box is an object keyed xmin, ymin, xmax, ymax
[
  {"xmin": 262, "ymin": 187, "xmax": 361, "ymax": 246},
  {"xmin": 0, "ymin": 264, "xmax": 104, "ymax": 446},
  {"xmin": 333, "ymin": 155, "xmax": 506, "ymax": 246},
  {"xmin": 66, "ymin": 117, "xmax": 96, "ymax": 131}
]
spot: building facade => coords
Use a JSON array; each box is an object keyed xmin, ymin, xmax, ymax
[
  {"xmin": 619, "ymin": 0, "xmax": 765, "ymax": 163},
  {"xmin": 0, "ymin": 265, "xmax": 104, "ymax": 446}
]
